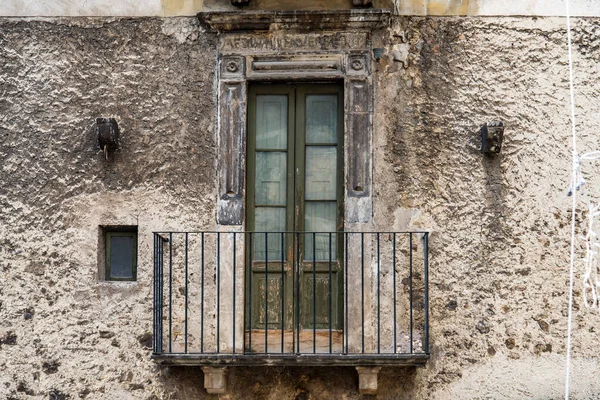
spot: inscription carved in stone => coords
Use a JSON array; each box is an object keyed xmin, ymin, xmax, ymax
[{"xmin": 220, "ymin": 33, "xmax": 368, "ymax": 53}]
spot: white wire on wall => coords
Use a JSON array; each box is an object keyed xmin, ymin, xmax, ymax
[
  {"xmin": 564, "ymin": 0, "xmax": 577, "ymax": 397},
  {"xmin": 564, "ymin": 0, "xmax": 600, "ymax": 396}
]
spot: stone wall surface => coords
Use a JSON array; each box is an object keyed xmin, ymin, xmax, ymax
[
  {"xmin": 373, "ymin": 16, "xmax": 600, "ymax": 399},
  {"xmin": 1, "ymin": 14, "xmax": 600, "ymax": 400}
]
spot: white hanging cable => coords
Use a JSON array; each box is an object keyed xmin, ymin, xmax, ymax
[{"xmin": 564, "ymin": 0, "xmax": 577, "ymax": 397}]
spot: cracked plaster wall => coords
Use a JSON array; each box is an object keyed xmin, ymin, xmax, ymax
[{"xmin": 1, "ymin": 15, "xmax": 600, "ymax": 400}]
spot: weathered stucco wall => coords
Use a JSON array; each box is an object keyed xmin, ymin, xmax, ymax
[
  {"xmin": 1, "ymin": 14, "xmax": 600, "ymax": 400},
  {"xmin": 373, "ymin": 16, "xmax": 600, "ymax": 398}
]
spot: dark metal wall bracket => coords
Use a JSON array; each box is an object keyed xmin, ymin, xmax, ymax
[
  {"xmin": 480, "ymin": 121, "xmax": 504, "ymax": 154},
  {"xmin": 96, "ymin": 118, "xmax": 120, "ymax": 160}
]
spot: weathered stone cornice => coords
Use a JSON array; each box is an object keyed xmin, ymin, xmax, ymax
[{"xmin": 197, "ymin": 9, "xmax": 390, "ymax": 32}]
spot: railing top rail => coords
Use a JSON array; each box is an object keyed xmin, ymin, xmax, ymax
[{"xmin": 153, "ymin": 230, "xmax": 430, "ymax": 235}]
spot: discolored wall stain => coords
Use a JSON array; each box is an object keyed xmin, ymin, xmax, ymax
[
  {"xmin": 427, "ymin": 0, "xmax": 477, "ymax": 15},
  {"xmin": 161, "ymin": 0, "xmax": 204, "ymax": 16},
  {"xmin": 398, "ymin": 0, "xmax": 479, "ymax": 15}
]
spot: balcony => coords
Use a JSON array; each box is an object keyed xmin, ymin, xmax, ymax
[{"xmin": 152, "ymin": 231, "xmax": 429, "ymax": 367}]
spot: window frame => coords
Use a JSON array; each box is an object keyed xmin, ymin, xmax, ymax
[
  {"xmin": 246, "ymin": 82, "xmax": 345, "ymax": 238},
  {"xmin": 104, "ymin": 230, "xmax": 138, "ymax": 282}
]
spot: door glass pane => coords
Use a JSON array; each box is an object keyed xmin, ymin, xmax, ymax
[
  {"xmin": 255, "ymin": 152, "xmax": 287, "ymax": 205},
  {"xmin": 306, "ymin": 95, "xmax": 337, "ymax": 144},
  {"xmin": 256, "ymin": 95, "xmax": 287, "ymax": 150},
  {"xmin": 109, "ymin": 235, "xmax": 134, "ymax": 279},
  {"xmin": 304, "ymin": 202, "xmax": 336, "ymax": 261},
  {"xmin": 305, "ymin": 146, "xmax": 337, "ymax": 201},
  {"xmin": 254, "ymin": 207, "xmax": 286, "ymax": 261}
]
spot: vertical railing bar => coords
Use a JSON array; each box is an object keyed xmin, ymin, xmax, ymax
[
  {"xmin": 265, "ymin": 233, "xmax": 269, "ymax": 354},
  {"xmin": 312, "ymin": 232, "xmax": 316, "ymax": 354},
  {"xmin": 377, "ymin": 232, "xmax": 381, "ymax": 354},
  {"xmin": 243, "ymin": 238, "xmax": 246, "ymax": 354},
  {"xmin": 361, "ymin": 232, "xmax": 364, "ymax": 354},
  {"xmin": 296, "ymin": 232, "xmax": 301, "ymax": 354},
  {"xmin": 153, "ymin": 234, "xmax": 157, "ymax": 353},
  {"xmin": 162, "ymin": 237, "xmax": 165, "ymax": 354},
  {"xmin": 328, "ymin": 232, "xmax": 332, "ymax": 354},
  {"xmin": 424, "ymin": 232, "xmax": 430, "ymax": 355},
  {"xmin": 409, "ymin": 233, "xmax": 413, "ymax": 354},
  {"xmin": 168, "ymin": 233, "xmax": 173, "ymax": 354},
  {"xmin": 201, "ymin": 232, "xmax": 205, "ymax": 353},
  {"xmin": 345, "ymin": 232, "xmax": 349, "ymax": 354},
  {"xmin": 248, "ymin": 233, "xmax": 253, "ymax": 354},
  {"xmin": 156, "ymin": 238, "xmax": 164, "ymax": 353},
  {"xmin": 281, "ymin": 232, "xmax": 285, "ymax": 354},
  {"xmin": 393, "ymin": 233, "xmax": 397, "ymax": 354},
  {"xmin": 158, "ymin": 236, "xmax": 164, "ymax": 354},
  {"xmin": 291, "ymin": 232, "xmax": 295, "ymax": 354},
  {"xmin": 233, "ymin": 232, "xmax": 236, "ymax": 354},
  {"xmin": 184, "ymin": 233, "xmax": 189, "ymax": 354},
  {"xmin": 217, "ymin": 232, "xmax": 220, "ymax": 354}
]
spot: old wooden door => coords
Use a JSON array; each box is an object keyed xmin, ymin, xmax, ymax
[{"xmin": 246, "ymin": 83, "xmax": 344, "ymax": 353}]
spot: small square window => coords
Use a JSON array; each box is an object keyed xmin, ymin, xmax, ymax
[{"xmin": 104, "ymin": 229, "xmax": 137, "ymax": 281}]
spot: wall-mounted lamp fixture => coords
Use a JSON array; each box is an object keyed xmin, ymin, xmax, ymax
[
  {"xmin": 480, "ymin": 121, "xmax": 504, "ymax": 154},
  {"xmin": 352, "ymin": 0, "xmax": 373, "ymax": 7},
  {"xmin": 373, "ymin": 48, "xmax": 385, "ymax": 63},
  {"xmin": 96, "ymin": 117, "xmax": 120, "ymax": 160}
]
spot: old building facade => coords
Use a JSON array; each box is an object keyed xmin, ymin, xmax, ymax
[{"xmin": 1, "ymin": 0, "xmax": 600, "ymax": 398}]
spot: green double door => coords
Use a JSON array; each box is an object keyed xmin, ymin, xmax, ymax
[{"xmin": 246, "ymin": 83, "xmax": 344, "ymax": 352}]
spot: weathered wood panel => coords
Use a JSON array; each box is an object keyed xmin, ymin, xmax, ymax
[{"xmin": 245, "ymin": 330, "xmax": 344, "ymax": 354}]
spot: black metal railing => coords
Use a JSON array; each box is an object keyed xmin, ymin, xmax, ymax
[{"xmin": 153, "ymin": 231, "xmax": 429, "ymax": 362}]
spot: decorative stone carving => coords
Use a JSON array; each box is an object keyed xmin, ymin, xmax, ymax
[
  {"xmin": 226, "ymin": 60, "xmax": 238, "ymax": 72},
  {"xmin": 247, "ymin": 55, "xmax": 343, "ymax": 79},
  {"xmin": 347, "ymin": 54, "xmax": 368, "ymax": 76},
  {"xmin": 220, "ymin": 56, "xmax": 245, "ymax": 79},
  {"xmin": 211, "ymin": 12, "xmax": 378, "ymax": 226},
  {"xmin": 351, "ymin": 58, "xmax": 364, "ymax": 71}
]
